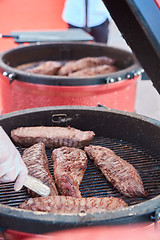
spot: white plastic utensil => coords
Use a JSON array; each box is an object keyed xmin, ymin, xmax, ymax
[{"xmin": 23, "ymin": 175, "xmax": 50, "ymax": 197}]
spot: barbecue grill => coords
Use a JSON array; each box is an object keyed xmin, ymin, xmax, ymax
[
  {"xmin": 0, "ymin": 106, "xmax": 160, "ymax": 234},
  {"xmin": 0, "ymin": 42, "xmax": 140, "ymax": 113},
  {"xmin": 0, "ymin": 0, "xmax": 160, "ymax": 237}
]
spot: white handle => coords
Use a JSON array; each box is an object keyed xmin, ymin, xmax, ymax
[{"xmin": 24, "ymin": 175, "xmax": 50, "ymax": 197}]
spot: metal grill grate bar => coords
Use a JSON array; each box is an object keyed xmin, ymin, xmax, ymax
[{"xmin": 0, "ymin": 137, "xmax": 159, "ymax": 208}]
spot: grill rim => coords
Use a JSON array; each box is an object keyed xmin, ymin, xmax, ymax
[
  {"xmin": 0, "ymin": 195, "xmax": 160, "ymax": 233},
  {"xmin": 0, "ymin": 105, "xmax": 160, "ymax": 233},
  {"xmin": 0, "ymin": 42, "xmax": 141, "ymax": 86}
]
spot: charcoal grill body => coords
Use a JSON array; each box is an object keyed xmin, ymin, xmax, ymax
[
  {"xmin": 0, "ymin": 42, "xmax": 141, "ymax": 113},
  {"xmin": 0, "ymin": 106, "xmax": 160, "ymax": 234}
]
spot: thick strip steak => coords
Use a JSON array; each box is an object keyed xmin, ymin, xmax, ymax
[
  {"xmin": 26, "ymin": 61, "xmax": 62, "ymax": 75},
  {"xmin": 19, "ymin": 195, "xmax": 128, "ymax": 214},
  {"xmin": 58, "ymin": 56, "xmax": 116, "ymax": 76},
  {"xmin": 52, "ymin": 147, "xmax": 88, "ymax": 197},
  {"xmin": 22, "ymin": 142, "xmax": 58, "ymax": 196},
  {"xmin": 84, "ymin": 145, "xmax": 148, "ymax": 198},
  {"xmin": 68, "ymin": 65, "xmax": 117, "ymax": 77},
  {"xmin": 11, "ymin": 126, "xmax": 95, "ymax": 148}
]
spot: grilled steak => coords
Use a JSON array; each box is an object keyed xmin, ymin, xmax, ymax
[
  {"xmin": 68, "ymin": 65, "xmax": 117, "ymax": 77},
  {"xmin": 84, "ymin": 145, "xmax": 148, "ymax": 198},
  {"xmin": 26, "ymin": 61, "xmax": 62, "ymax": 75},
  {"xmin": 19, "ymin": 195, "xmax": 128, "ymax": 214},
  {"xmin": 22, "ymin": 142, "xmax": 58, "ymax": 197},
  {"xmin": 57, "ymin": 60, "xmax": 76, "ymax": 76},
  {"xmin": 58, "ymin": 56, "xmax": 116, "ymax": 76},
  {"xmin": 11, "ymin": 126, "xmax": 95, "ymax": 148},
  {"xmin": 17, "ymin": 62, "xmax": 39, "ymax": 71},
  {"xmin": 52, "ymin": 147, "xmax": 88, "ymax": 197}
]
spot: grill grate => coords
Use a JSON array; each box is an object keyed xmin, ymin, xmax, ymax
[{"xmin": 0, "ymin": 137, "xmax": 160, "ymax": 208}]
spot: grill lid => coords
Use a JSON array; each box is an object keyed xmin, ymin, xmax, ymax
[{"xmin": 103, "ymin": 0, "xmax": 160, "ymax": 93}]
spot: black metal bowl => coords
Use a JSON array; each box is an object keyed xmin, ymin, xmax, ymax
[{"xmin": 0, "ymin": 106, "xmax": 159, "ymax": 234}]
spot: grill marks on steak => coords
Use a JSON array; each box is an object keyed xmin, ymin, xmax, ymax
[
  {"xmin": 22, "ymin": 142, "xmax": 58, "ymax": 197},
  {"xmin": 52, "ymin": 147, "xmax": 88, "ymax": 197},
  {"xmin": 84, "ymin": 145, "xmax": 148, "ymax": 198},
  {"xmin": 18, "ymin": 195, "xmax": 128, "ymax": 214},
  {"xmin": 11, "ymin": 126, "xmax": 95, "ymax": 148}
]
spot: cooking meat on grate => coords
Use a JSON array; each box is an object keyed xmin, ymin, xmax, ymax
[
  {"xmin": 22, "ymin": 142, "xmax": 58, "ymax": 197},
  {"xmin": 18, "ymin": 195, "xmax": 128, "ymax": 214},
  {"xmin": 24, "ymin": 61, "xmax": 62, "ymax": 75},
  {"xmin": 11, "ymin": 126, "xmax": 95, "ymax": 148},
  {"xmin": 84, "ymin": 145, "xmax": 148, "ymax": 198},
  {"xmin": 52, "ymin": 147, "xmax": 88, "ymax": 197},
  {"xmin": 58, "ymin": 56, "xmax": 116, "ymax": 76},
  {"xmin": 68, "ymin": 65, "xmax": 117, "ymax": 77}
]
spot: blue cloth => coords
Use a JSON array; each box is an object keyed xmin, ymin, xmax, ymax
[{"xmin": 62, "ymin": 0, "xmax": 111, "ymax": 27}]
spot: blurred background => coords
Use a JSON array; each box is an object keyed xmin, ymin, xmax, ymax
[{"xmin": 0, "ymin": 0, "xmax": 160, "ymax": 120}]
